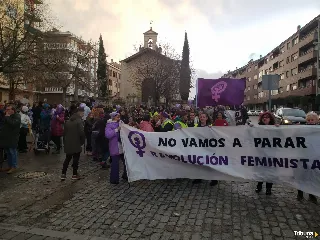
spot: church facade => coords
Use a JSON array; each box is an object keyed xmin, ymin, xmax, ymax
[{"xmin": 120, "ymin": 27, "xmax": 180, "ymax": 105}]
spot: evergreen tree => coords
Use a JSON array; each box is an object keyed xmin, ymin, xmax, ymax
[
  {"xmin": 97, "ymin": 34, "xmax": 108, "ymax": 98},
  {"xmin": 179, "ymin": 31, "xmax": 191, "ymax": 101}
]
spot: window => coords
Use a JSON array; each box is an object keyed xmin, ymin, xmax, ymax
[
  {"xmin": 109, "ymin": 70, "xmax": 112, "ymax": 76},
  {"xmin": 279, "ymin": 60, "xmax": 284, "ymax": 67},
  {"xmin": 292, "ymin": 85, "xmax": 297, "ymax": 90},
  {"xmin": 291, "ymin": 68, "xmax": 298, "ymax": 75},
  {"xmin": 280, "ymin": 46, "xmax": 285, "ymax": 53},
  {"xmin": 248, "ymin": 86, "xmax": 251, "ymax": 91},
  {"xmin": 119, "ymin": 74, "xmax": 121, "ymax": 79},
  {"xmin": 286, "ymin": 85, "xmax": 290, "ymax": 91},
  {"xmin": 254, "ymin": 94, "xmax": 258, "ymax": 99},
  {"xmin": 247, "ymin": 77, "xmax": 251, "ymax": 82},
  {"xmin": 254, "ymin": 65, "xmax": 258, "ymax": 69},
  {"xmin": 247, "ymin": 67, "xmax": 251, "ymax": 72},
  {"xmin": 287, "ymin": 42, "xmax": 290, "ymax": 50},
  {"xmin": 247, "ymin": 96, "xmax": 250, "ymax": 100},
  {"xmin": 286, "ymin": 71, "xmax": 289, "ymax": 78},
  {"xmin": 292, "ymin": 37, "xmax": 299, "ymax": 46},
  {"xmin": 254, "ymin": 75, "xmax": 258, "ymax": 80},
  {"xmin": 280, "ymin": 73, "xmax": 284, "ymax": 80},
  {"xmin": 286, "ymin": 57, "xmax": 290, "ymax": 64},
  {"xmin": 291, "ymin": 52, "xmax": 298, "ymax": 61},
  {"xmin": 279, "ymin": 87, "xmax": 283, "ymax": 93},
  {"xmin": 113, "ymin": 71, "xmax": 116, "ymax": 78},
  {"xmin": 254, "ymin": 85, "xmax": 258, "ymax": 89},
  {"xmin": 109, "ymin": 79, "xmax": 112, "ymax": 86}
]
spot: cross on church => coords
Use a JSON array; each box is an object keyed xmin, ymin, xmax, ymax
[{"xmin": 150, "ymin": 20, "xmax": 153, "ymax": 29}]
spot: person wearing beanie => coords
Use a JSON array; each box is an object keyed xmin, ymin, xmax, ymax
[
  {"xmin": 157, "ymin": 112, "xmax": 173, "ymax": 132},
  {"xmin": 18, "ymin": 106, "xmax": 31, "ymax": 153},
  {"xmin": 61, "ymin": 107, "xmax": 85, "ymax": 180},
  {"xmin": 105, "ymin": 112, "xmax": 127, "ymax": 184}
]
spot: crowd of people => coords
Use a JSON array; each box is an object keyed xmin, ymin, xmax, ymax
[{"xmin": 0, "ymin": 100, "xmax": 318, "ymax": 203}]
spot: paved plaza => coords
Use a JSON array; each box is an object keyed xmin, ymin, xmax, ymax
[{"xmin": 0, "ymin": 117, "xmax": 319, "ymax": 240}]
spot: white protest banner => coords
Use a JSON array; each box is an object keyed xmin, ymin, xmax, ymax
[{"xmin": 120, "ymin": 124, "xmax": 320, "ymax": 197}]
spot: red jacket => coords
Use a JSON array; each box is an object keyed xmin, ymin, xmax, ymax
[
  {"xmin": 214, "ymin": 119, "xmax": 228, "ymax": 126},
  {"xmin": 51, "ymin": 113, "xmax": 65, "ymax": 136}
]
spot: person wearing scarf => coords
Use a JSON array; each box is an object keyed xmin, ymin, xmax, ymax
[
  {"xmin": 51, "ymin": 105, "xmax": 65, "ymax": 154},
  {"xmin": 193, "ymin": 112, "xmax": 218, "ymax": 185},
  {"xmin": 105, "ymin": 112, "xmax": 127, "ymax": 184},
  {"xmin": 252, "ymin": 112, "xmax": 279, "ymax": 195}
]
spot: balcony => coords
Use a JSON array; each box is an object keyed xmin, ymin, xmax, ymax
[
  {"xmin": 299, "ymin": 31, "xmax": 317, "ymax": 47},
  {"xmin": 297, "ymin": 67, "xmax": 317, "ymax": 80},
  {"xmin": 298, "ymin": 50, "xmax": 317, "ymax": 64}
]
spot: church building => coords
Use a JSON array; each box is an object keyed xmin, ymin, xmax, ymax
[{"xmin": 120, "ymin": 26, "xmax": 180, "ymax": 105}]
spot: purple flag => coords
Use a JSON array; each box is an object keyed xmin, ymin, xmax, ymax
[{"xmin": 196, "ymin": 78, "xmax": 246, "ymax": 107}]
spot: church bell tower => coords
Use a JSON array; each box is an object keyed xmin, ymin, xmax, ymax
[{"xmin": 143, "ymin": 22, "xmax": 158, "ymax": 50}]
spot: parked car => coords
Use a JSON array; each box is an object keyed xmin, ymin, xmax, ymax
[
  {"xmin": 247, "ymin": 110, "xmax": 255, "ymax": 116},
  {"xmin": 256, "ymin": 110, "xmax": 264, "ymax": 116},
  {"xmin": 274, "ymin": 108, "xmax": 306, "ymax": 125}
]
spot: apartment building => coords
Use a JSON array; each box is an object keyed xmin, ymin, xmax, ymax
[
  {"xmin": 107, "ymin": 59, "xmax": 121, "ymax": 98},
  {"xmin": 222, "ymin": 15, "xmax": 320, "ymax": 110},
  {"xmin": 38, "ymin": 28, "xmax": 98, "ymax": 105}
]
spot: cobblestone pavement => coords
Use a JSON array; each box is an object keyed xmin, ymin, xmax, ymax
[
  {"xmin": 0, "ymin": 120, "xmax": 319, "ymax": 240},
  {"xmin": 1, "ymin": 170, "xmax": 319, "ymax": 239}
]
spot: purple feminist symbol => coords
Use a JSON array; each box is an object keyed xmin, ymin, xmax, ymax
[
  {"xmin": 128, "ymin": 131, "xmax": 146, "ymax": 157},
  {"xmin": 211, "ymin": 81, "xmax": 228, "ymax": 102}
]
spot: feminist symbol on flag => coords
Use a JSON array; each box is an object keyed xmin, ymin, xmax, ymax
[
  {"xmin": 128, "ymin": 131, "xmax": 146, "ymax": 157},
  {"xmin": 211, "ymin": 81, "xmax": 228, "ymax": 102}
]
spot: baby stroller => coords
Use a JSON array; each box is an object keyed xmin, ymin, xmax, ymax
[{"xmin": 33, "ymin": 127, "xmax": 51, "ymax": 155}]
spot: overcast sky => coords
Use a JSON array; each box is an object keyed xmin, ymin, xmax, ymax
[{"xmin": 50, "ymin": 0, "xmax": 320, "ymax": 98}]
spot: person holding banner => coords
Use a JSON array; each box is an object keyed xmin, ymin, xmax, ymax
[
  {"xmin": 297, "ymin": 112, "xmax": 318, "ymax": 203},
  {"xmin": 253, "ymin": 111, "xmax": 279, "ymax": 195},
  {"xmin": 105, "ymin": 112, "xmax": 127, "ymax": 184},
  {"xmin": 213, "ymin": 112, "xmax": 228, "ymax": 126},
  {"xmin": 192, "ymin": 112, "xmax": 218, "ymax": 186}
]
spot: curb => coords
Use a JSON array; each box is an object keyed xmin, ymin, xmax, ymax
[{"xmin": 0, "ymin": 224, "xmax": 111, "ymax": 240}]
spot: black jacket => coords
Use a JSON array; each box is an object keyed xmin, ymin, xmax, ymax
[{"xmin": 0, "ymin": 113, "xmax": 21, "ymax": 148}]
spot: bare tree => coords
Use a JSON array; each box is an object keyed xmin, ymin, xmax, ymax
[
  {"xmin": 0, "ymin": 0, "xmax": 58, "ymax": 100},
  {"xmin": 126, "ymin": 43, "xmax": 181, "ymax": 106}
]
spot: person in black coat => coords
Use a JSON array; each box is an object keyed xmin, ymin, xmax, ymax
[
  {"xmin": 95, "ymin": 113, "xmax": 111, "ymax": 168},
  {"xmin": 255, "ymin": 112, "xmax": 278, "ymax": 195}
]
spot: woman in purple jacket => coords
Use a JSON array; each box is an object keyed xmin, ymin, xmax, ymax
[{"xmin": 105, "ymin": 112, "xmax": 127, "ymax": 184}]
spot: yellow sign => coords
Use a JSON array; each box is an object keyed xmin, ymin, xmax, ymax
[{"xmin": 315, "ymin": 232, "xmax": 318, "ymax": 238}]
